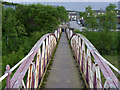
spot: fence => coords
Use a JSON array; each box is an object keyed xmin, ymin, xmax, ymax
[
  {"xmin": 66, "ymin": 28, "xmax": 120, "ymax": 89},
  {"xmin": 0, "ymin": 28, "xmax": 62, "ymax": 88}
]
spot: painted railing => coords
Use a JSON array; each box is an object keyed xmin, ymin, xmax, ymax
[
  {"xmin": 66, "ymin": 28, "xmax": 120, "ymax": 89},
  {"xmin": 0, "ymin": 28, "xmax": 62, "ymax": 88}
]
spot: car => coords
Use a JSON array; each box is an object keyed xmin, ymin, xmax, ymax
[
  {"xmin": 117, "ymin": 24, "xmax": 120, "ymax": 29},
  {"xmin": 97, "ymin": 29, "xmax": 102, "ymax": 32}
]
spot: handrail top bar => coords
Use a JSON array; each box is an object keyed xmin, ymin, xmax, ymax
[
  {"xmin": 72, "ymin": 33, "xmax": 120, "ymax": 74},
  {"xmin": 30, "ymin": 33, "xmax": 56, "ymax": 52},
  {"xmin": 0, "ymin": 51, "xmax": 33, "ymax": 82},
  {"xmin": 10, "ymin": 51, "xmax": 34, "ymax": 72},
  {"xmin": 70, "ymin": 32, "xmax": 119, "ymax": 88},
  {"xmin": 0, "ymin": 73, "xmax": 8, "ymax": 82},
  {"xmin": 95, "ymin": 52, "xmax": 120, "ymax": 74}
]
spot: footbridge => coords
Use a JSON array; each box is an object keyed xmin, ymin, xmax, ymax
[{"xmin": 0, "ymin": 27, "xmax": 120, "ymax": 89}]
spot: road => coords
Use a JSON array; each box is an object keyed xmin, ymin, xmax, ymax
[
  {"xmin": 69, "ymin": 21, "xmax": 120, "ymax": 32},
  {"xmin": 69, "ymin": 21, "xmax": 84, "ymax": 31}
]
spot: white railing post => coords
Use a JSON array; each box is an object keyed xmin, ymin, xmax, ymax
[
  {"xmin": 57, "ymin": 30, "xmax": 59, "ymax": 39},
  {"xmin": 95, "ymin": 64, "xmax": 102, "ymax": 88},
  {"xmin": 34, "ymin": 48, "xmax": 41, "ymax": 88},
  {"xmin": 104, "ymin": 80, "xmax": 109, "ymax": 88},
  {"xmin": 54, "ymin": 30, "xmax": 57, "ymax": 39},
  {"xmin": 45, "ymin": 37, "xmax": 48, "ymax": 65},
  {"xmin": 82, "ymin": 41, "xmax": 85, "ymax": 74},
  {"xmin": 21, "ymin": 80, "xmax": 26, "ymax": 88},
  {"xmin": 76, "ymin": 36, "xmax": 79, "ymax": 62},
  {"xmin": 41, "ymin": 41, "xmax": 45, "ymax": 76},
  {"xmin": 5, "ymin": 65, "xmax": 11, "ymax": 89},
  {"xmin": 70, "ymin": 30, "xmax": 73, "ymax": 39},
  {"xmin": 87, "ymin": 49, "xmax": 93, "ymax": 88},
  {"xmin": 79, "ymin": 38, "xmax": 82, "ymax": 67},
  {"xmin": 27, "ymin": 63, "xmax": 33, "ymax": 88}
]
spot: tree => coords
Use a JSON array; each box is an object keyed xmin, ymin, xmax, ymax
[
  {"xmin": 56, "ymin": 6, "xmax": 68, "ymax": 22},
  {"xmin": 2, "ymin": 2, "xmax": 68, "ymax": 89},
  {"xmin": 83, "ymin": 6, "xmax": 98, "ymax": 31},
  {"xmin": 105, "ymin": 4, "xmax": 117, "ymax": 31},
  {"xmin": 97, "ymin": 4, "xmax": 117, "ymax": 31},
  {"xmin": 2, "ymin": 3, "xmax": 68, "ymax": 55},
  {"xmin": 2, "ymin": 7, "xmax": 26, "ymax": 55},
  {"xmin": 79, "ymin": 11, "xmax": 85, "ymax": 18},
  {"xmin": 106, "ymin": 4, "xmax": 117, "ymax": 11}
]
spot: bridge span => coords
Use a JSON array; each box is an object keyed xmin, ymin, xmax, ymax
[
  {"xmin": 0, "ymin": 26, "xmax": 120, "ymax": 89},
  {"xmin": 45, "ymin": 32, "xmax": 85, "ymax": 88}
]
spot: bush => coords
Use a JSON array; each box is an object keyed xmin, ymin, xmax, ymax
[
  {"xmin": 2, "ymin": 2, "xmax": 68, "ymax": 88},
  {"xmin": 74, "ymin": 30, "xmax": 119, "ymax": 55}
]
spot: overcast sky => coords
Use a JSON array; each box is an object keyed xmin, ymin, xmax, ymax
[{"xmin": 3, "ymin": 0, "xmax": 120, "ymax": 2}]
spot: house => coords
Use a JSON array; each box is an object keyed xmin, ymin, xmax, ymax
[
  {"xmin": 118, "ymin": 1, "xmax": 120, "ymax": 11},
  {"xmin": 85, "ymin": 8, "xmax": 106, "ymax": 17},
  {"xmin": 117, "ymin": 10, "xmax": 120, "ymax": 24},
  {"xmin": 68, "ymin": 11, "xmax": 79, "ymax": 21},
  {"xmin": 2, "ymin": 1, "xmax": 18, "ymax": 9},
  {"xmin": 117, "ymin": 1, "xmax": 120, "ymax": 29},
  {"xmin": 94, "ymin": 8, "xmax": 106, "ymax": 17}
]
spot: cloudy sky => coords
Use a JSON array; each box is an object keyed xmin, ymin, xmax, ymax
[{"xmin": 3, "ymin": 0, "xmax": 120, "ymax": 2}]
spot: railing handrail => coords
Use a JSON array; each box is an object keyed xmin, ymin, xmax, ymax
[
  {"xmin": 0, "ymin": 27, "xmax": 61, "ymax": 88},
  {"xmin": 30, "ymin": 33, "xmax": 55, "ymax": 53},
  {"xmin": 0, "ymin": 51, "xmax": 33, "ymax": 82},
  {"xmin": 76, "ymin": 33, "xmax": 120, "ymax": 74},
  {"xmin": 66, "ymin": 28, "xmax": 119, "ymax": 88},
  {"xmin": 95, "ymin": 52, "xmax": 120, "ymax": 74},
  {"xmin": 0, "ymin": 73, "xmax": 8, "ymax": 82},
  {"xmin": 0, "ymin": 32, "xmax": 57, "ymax": 84}
]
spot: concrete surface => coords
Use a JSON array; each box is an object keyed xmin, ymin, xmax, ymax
[{"xmin": 45, "ymin": 32, "xmax": 85, "ymax": 88}]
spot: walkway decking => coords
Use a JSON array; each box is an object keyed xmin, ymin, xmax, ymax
[{"xmin": 45, "ymin": 32, "xmax": 85, "ymax": 88}]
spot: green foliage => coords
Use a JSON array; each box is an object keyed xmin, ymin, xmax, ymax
[
  {"xmin": 83, "ymin": 4, "xmax": 117, "ymax": 31},
  {"xmin": 2, "ymin": 3, "xmax": 68, "ymax": 55},
  {"xmin": 84, "ymin": 6, "xmax": 98, "ymax": 30},
  {"xmin": 74, "ymin": 30, "xmax": 119, "ymax": 55},
  {"xmin": 56, "ymin": 6, "xmax": 68, "ymax": 22},
  {"xmin": 106, "ymin": 4, "xmax": 117, "ymax": 11},
  {"xmin": 97, "ymin": 4, "xmax": 117, "ymax": 31},
  {"xmin": 2, "ymin": 2, "xmax": 68, "ymax": 88},
  {"xmin": 2, "ymin": 7, "xmax": 27, "ymax": 55},
  {"xmin": 74, "ymin": 29, "xmax": 81, "ymax": 33},
  {"xmin": 79, "ymin": 12, "xmax": 85, "ymax": 18},
  {"xmin": 104, "ymin": 4, "xmax": 117, "ymax": 31}
]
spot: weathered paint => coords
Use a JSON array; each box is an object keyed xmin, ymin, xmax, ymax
[
  {"xmin": 0, "ymin": 29, "xmax": 61, "ymax": 88},
  {"xmin": 66, "ymin": 29, "xmax": 119, "ymax": 89}
]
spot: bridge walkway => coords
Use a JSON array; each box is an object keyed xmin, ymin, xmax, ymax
[{"xmin": 45, "ymin": 32, "xmax": 85, "ymax": 88}]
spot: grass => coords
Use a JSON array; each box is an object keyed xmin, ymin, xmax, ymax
[{"xmin": 103, "ymin": 55, "xmax": 119, "ymax": 69}]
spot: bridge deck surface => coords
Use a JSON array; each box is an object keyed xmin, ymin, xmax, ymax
[{"xmin": 45, "ymin": 32, "xmax": 85, "ymax": 88}]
